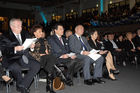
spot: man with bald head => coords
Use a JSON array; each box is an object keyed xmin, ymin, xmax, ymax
[{"xmin": 69, "ymin": 25, "xmax": 105, "ymax": 85}]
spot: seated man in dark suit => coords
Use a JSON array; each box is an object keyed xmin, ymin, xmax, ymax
[
  {"xmin": 125, "ymin": 32, "xmax": 137, "ymax": 63},
  {"xmin": 133, "ymin": 29, "xmax": 140, "ymax": 63},
  {"xmin": 48, "ymin": 23, "xmax": 83, "ymax": 86},
  {"xmin": 105, "ymin": 33, "xmax": 125, "ymax": 64},
  {"xmin": 69, "ymin": 25, "xmax": 105, "ymax": 85},
  {"xmin": 2, "ymin": 18, "xmax": 40, "ymax": 93}
]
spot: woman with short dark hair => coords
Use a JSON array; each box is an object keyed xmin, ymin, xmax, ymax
[{"xmin": 88, "ymin": 30, "xmax": 119, "ymax": 80}]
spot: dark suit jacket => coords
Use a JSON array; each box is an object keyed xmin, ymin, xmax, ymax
[
  {"xmin": 124, "ymin": 40, "xmax": 136, "ymax": 52},
  {"xmin": 133, "ymin": 35, "xmax": 140, "ymax": 49},
  {"xmin": 48, "ymin": 35, "xmax": 70, "ymax": 58},
  {"xmin": 88, "ymin": 39, "xmax": 102, "ymax": 50},
  {"xmin": 105, "ymin": 40, "xmax": 116, "ymax": 52},
  {"xmin": 2, "ymin": 30, "xmax": 33, "ymax": 68},
  {"xmin": 102, "ymin": 39, "xmax": 108, "ymax": 50}
]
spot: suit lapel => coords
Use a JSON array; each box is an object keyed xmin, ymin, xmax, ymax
[
  {"xmin": 74, "ymin": 34, "xmax": 88, "ymax": 50},
  {"xmin": 9, "ymin": 30, "xmax": 20, "ymax": 45},
  {"xmin": 54, "ymin": 35, "xmax": 65, "ymax": 49},
  {"xmin": 74, "ymin": 34, "xmax": 81, "ymax": 45},
  {"xmin": 81, "ymin": 36, "xmax": 89, "ymax": 50},
  {"xmin": 21, "ymin": 31, "xmax": 26, "ymax": 44}
]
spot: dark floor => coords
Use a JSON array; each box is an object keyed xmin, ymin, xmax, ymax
[{"xmin": 0, "ymin": 64, "xmax": 140, "ymax": 93}]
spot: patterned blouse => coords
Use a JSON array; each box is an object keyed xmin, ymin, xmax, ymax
[{"xmin": 29, "ymin": 38, "xmax": 51, "ymax": 62}]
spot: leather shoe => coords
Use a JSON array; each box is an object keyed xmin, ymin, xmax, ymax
[
  {"xmin": 16, "ymin": 85, "xmax": 29, "ymax": 93},
  {"xmin": 20, "ymin": 87, "xmax": 29, "ymax": 93},
  {"xmin": 92, "ymin": 78, "xmax": 105, "ymax": 84},
  {"xmin": 6, "ymin": 78, "xmax": 13, "ymax": 84},
  {"xmin": 65, "ymin": 79, "xmax": 73, "ymax": 86},
  {"xmin": 84, "ymin": 79, "xmax": 93, "ymax": 85},
  {"xmin": 46, "ymin": 85, "xmax": 56, "ymax": 93},
  {"xmin": 110, "ymin": 69, "xmax": 119, "ymax": 74}
]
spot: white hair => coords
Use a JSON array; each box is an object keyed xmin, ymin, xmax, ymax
[{"xmin": 9, "ymin": 18, "xmax": 22, "ymax": 27}]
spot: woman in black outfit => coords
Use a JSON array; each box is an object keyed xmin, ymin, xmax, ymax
[
  {"xmin": 29, "ymin": 25, "xmax": 58, "ymax": 93},
  {"xmin": 124, "ymin": 32, "xmax": 137, "ymax": 63},
  {"xmin": 116, "ymin": 34, "xmax": 126, "ymax": 66},
  {"xmin": 88, "ymin": 30, "xmax": 119, "ymax": 80}
]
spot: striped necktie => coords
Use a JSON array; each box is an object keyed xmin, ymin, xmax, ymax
[{"xmin": 79, "ymin": 37, "xmax": 87, "ymax": 51}]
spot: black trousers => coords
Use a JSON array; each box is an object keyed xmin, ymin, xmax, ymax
[
  {"xmin": 111, "ymin": 50, "xmax": 126, "ymax": 63},
  {"xmin": 0, "ymin": 65, "xmax": 5, "ymax": 79},
  {"xmin": 40, "ymin": 54, "xmax": 57, "ymax": 74},
  {"xmin": 127, "ymin": 51, "xmax": 138, "ymax": 63},
  {"xmin": 40, "ymin": 55, "xmax": 83, "ymax": 80},
  {"xmin": 56, "ymin": 58, "xmax": 83, "ymax": 79},
  {"xmin": 8, "ymin": 58, "xmax": 40, "ymax": 89}
]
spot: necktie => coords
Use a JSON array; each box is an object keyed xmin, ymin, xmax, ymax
[
  {"xmin": 59, "ymin": 37, "xmax": 63, "ymax": 45},
  {"xmin": 79, "ymin": 37, "xmax": 87, "ymax": 51},
  {"xmin": 16, "ymin": 34, "xmax": 22, "ymax": 45},
  {"xmin": 16, "ymin": 35, "xmax": 28, "ymax": 64},
  {"xmin": 22, "ymin": 55, "xmax": 28, "ymax": 64}
]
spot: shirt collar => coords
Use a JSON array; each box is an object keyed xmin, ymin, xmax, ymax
[
  {"xmin": 56, "ymin": 34, "xmax": 61, "ymax": 38},
  {"xmin": 75, "ymin": 34, "xmax": 81, "ymax": 39},
  {"xmin": 56, "ymin": 34, "xmax": 62, "ymax": 39},
  {"xmin": 13, "ymin": 32, "xmax": 21, "ymax": 37}
]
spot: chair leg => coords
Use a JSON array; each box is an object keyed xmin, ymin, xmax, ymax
[
  {"xmin": 113, "ymin": 56, "xmax": 117, "ymax": 66},
  {"xmin": 135, "ymin": 56, "xmax": 138, "ymax": 69},
  {"xmin": 6, "ymin": 70, "xmax": 10, "ymax": 93},
  {"xmin": 6, "ymin": 83, "xmax": 10, "ymax": 93},
  {"xmin": 46, "ymin": 73, "xmax": 56, "ymax": 93},
  {"xmin": 34, "ymin": 74, "xmax": 39, "ymax": 89}
]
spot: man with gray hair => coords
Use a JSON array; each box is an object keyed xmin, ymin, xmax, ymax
[{"xmin": 2, "ymin": 18, "xmax": 40, "ymax": 93}]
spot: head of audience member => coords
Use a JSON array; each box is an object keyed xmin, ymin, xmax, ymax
[
  {"xmin": 0, "ymin": 32, "xmax": 2, "ymax": 36},
  {"xmin": 50, "ymin": 30, "xmax": 55, "ymax": 36},
  {"xmin": 89, "ymin": 29, "xmax": 98, "ymax": 41},
  {"xmin": 75, "ymin": 25, "xmax": 84, "ymax": 36},
  {"xmin": 103, "ymin": 33, "xmax": 108, "ymax": 40},
  {"xmin": 118, "ymin": 34, "xmax": 123, "ymax": 42},
  {"xmin": 126, "ymin": 32, "xmax": 133, "ymax": 40},
  {"xmin": 53, "ymin": 23, "xmax": 64, "ymax": 37},
  {"xmin": 132, "ymin": 32, "xmax": 136, "ymax": 39},
  {"xmin": 42, "ymin": 32, "xmax": 46, "ymax": 38},
  {"xmin": 50, "ymin": 28, "xmax": 55, "ymax": 36},
  {"xmin": 31, "ymin": 25, "xmax": 43, "ymax": 39},
  {"xmin": 108, "ymin": 33, "xmax": 114, "ymax": 40},
  {"xmin": 65, "ymin": 30, "xmax": 73, "ymax": 39},
  {"xmin": 84, "ymin": 33, "xmax": 90, "ymax": 41},
  {"xmin": 10, "ymin": 18, "xmax": 22, "ymax": 34},
  {"xmin": 137, "ymin": 29, "xmax": 140, "ymax": 36}
]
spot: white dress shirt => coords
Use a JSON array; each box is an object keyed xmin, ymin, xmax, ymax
[
  {"xmin": 110, "ymin": 40, "xmax": 118, "ymax": 49},
  {"xmin": 13, "ymin": 32, "xmax": 22, "ymax": 44},
  {"xmin": 0, "ymin": 50, "xmax": 2, "ymax": 57},
  {"xmin": 75, "ymin": 34, "xmax": 87, "ymax": 55},
  {"xmin": 56, "ymin": 34, "xmax": 64, "ymax": 45}
]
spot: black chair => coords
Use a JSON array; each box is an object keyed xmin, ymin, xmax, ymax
[{"xmin": 5, "ymin": 68, "xmax": 39, "ymax": 93}]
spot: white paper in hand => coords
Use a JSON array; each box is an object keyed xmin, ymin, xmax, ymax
[
  {"xmin": 88, "ymin": 49, "xmax": 101, "ymax": 61},
  {"xmin": 22, "ymin": 38, "xmax": 37, "ymax": 50},
  {"xmin": 90, "ymin": 49, "xmax": 100, "ymax": 54},
  {"xmin": 67, "ymin": 52, "xmax": 76, "ymax": 57},
  {"xmin": 88, "ymin": 53, "xmax": 101, "ymax": 61}
]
